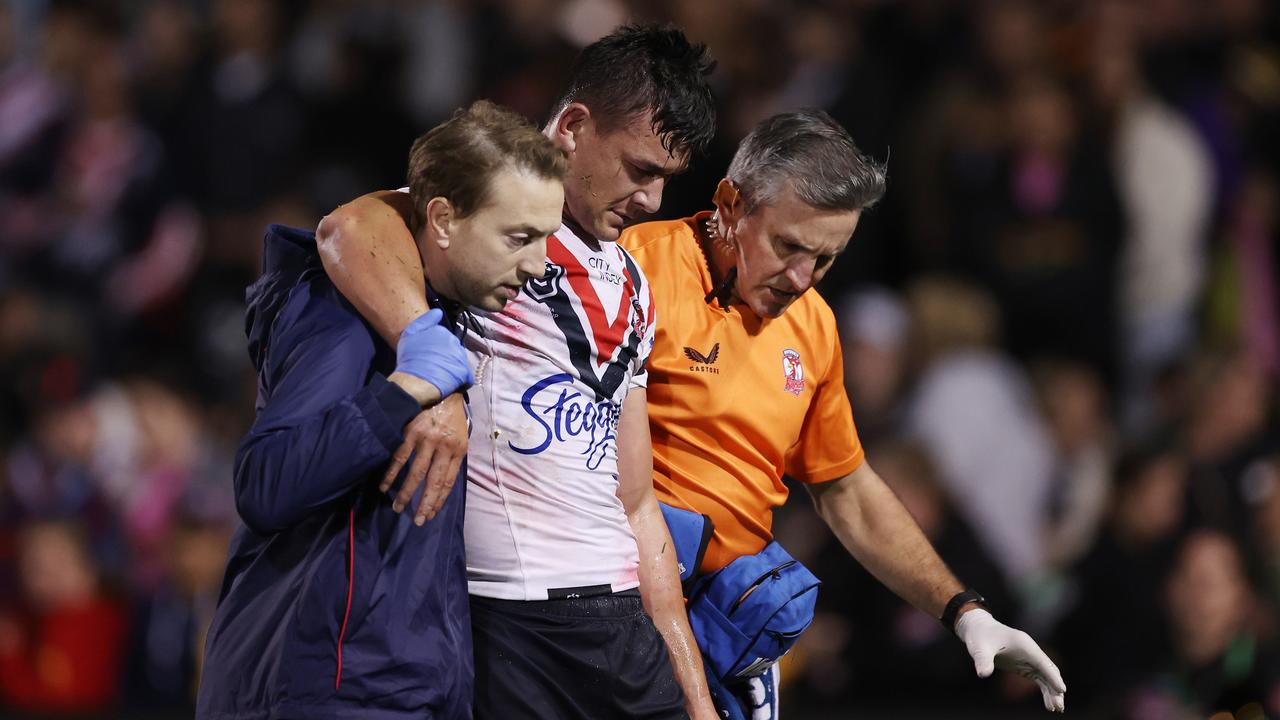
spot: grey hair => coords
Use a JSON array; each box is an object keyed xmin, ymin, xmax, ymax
[{"xmin": 726, "ymin": 109, "xmax": 887, "ymax": 214}]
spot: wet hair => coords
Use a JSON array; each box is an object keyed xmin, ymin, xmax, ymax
[
  {"xmin": 548, "ymin": 23, "xmax": 716, "ymax": 158},
  {"xmin": 407, "ymin": 100, "xmax": 567, "ymax": 231},
  {"xmin": 727, "ymin": 109, "xmax": 887, "ymax": 214}
]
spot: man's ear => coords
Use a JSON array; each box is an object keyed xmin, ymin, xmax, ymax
[
  {"xmin": 549, "ymin": 102, "xmax": 591, "ymax": 155},
  {"xmin": 425, "ymin": 197, "xmax": 454, "ymax": 250},
  {"xmin": 712, "ymin": 179, "xmax": 745, "ymax": 226}
]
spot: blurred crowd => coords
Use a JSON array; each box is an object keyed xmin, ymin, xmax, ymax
[{"xmin": 0, "ymin": 0, "xmax": 1277, "ymax": 718}]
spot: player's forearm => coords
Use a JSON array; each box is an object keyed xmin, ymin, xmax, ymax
[
  {"xmin": 317, "ymin": 191, "xmax": 428, "ymax": 347},
  {"xmin": 809, "ymin": 462, "xmax": 963, "ymax": 618},
  {"xmin": 628, "ymin": 498, "xmax": 715, "ymax": 715},
  {"xmin": 614, "ymin": 390, "xmax": 715, "ymax": 716}
]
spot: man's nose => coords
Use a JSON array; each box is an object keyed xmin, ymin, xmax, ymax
[
  {"xmin": 519, "ymin": 243, "xmax": 548, "ymax": 280},
  {"xmin": 784, "ymin": 256, "xmax": 818, "ymax": 291},
  {"xmin": 631, "ymin": 177, "xmax": 666, "ymax": 216}
]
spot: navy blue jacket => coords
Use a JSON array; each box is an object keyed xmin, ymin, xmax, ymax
[{"xmin": 196, "ymin": 225, "xmax": 472, "ymax": 720}]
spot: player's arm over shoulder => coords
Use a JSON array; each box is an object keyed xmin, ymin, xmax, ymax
[{"xmin": 316, "ymin": 190, "xmax": 427, "ymax": 348}]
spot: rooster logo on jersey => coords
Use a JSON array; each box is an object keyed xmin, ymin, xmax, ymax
[{"xmin": 782, "ymin": 348, "xmax": 805, "ymax": 396}]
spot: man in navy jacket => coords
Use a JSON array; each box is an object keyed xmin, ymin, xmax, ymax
[{"xmin": 196, "ymin": 101, "xmax": 567, "ymax": 720}]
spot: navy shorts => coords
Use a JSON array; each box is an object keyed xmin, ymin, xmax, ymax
[{"xmin": 470, "ymin": 589, "xmax": 686, "ymax": 719}]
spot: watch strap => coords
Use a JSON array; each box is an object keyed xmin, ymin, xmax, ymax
[{"xmin": 940, "ymin": 588, "xmax": 986, "ymax": 634}]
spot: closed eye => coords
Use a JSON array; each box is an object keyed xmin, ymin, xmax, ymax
[
  {"xmin": 776, "ymin": 237, "xmax": 834, "ymax": 270},
  {"xmin": 622, "ymin": 162, "xmax": 652, "ymax": 184},
  {"xmin": 624, "ymin": 158, "xmax": 677, "ymax": 184},
  {"xmin": 776, "ymin": 239, "xmax": 805, "ymax": 256}
]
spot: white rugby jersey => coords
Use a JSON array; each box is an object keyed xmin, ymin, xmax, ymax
[{"xmin": 463, "ymin": 222, "xmax": 656, "ymax": 600}]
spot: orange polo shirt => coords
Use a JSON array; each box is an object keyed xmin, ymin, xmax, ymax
[{"xmin": 621, "ymin": 213, "xmax": 865, "ymax": 573}]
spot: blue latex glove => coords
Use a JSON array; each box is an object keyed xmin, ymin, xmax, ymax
[{"xmin": 395, "ymin": 309, "xmax": 474, "ymax": 397}]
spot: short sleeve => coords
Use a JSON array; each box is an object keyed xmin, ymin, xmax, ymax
[{"xmin": 785, "ymin": 332, "xmax": 865, "ymax": 483}]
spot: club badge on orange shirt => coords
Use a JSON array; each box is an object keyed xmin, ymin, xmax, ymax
[{"xmin": 782, "ymin": 349, "xmax": 805, "ymax": 396}]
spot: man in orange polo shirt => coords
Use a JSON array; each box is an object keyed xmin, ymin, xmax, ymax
[{"xmin": 619, "ymin": 110, "xmax": 1065, "ymax": 717}]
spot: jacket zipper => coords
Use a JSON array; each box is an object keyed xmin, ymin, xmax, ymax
[{"xmin": 334, "ymin": 508, "xmax": 355, "ymax": 690}]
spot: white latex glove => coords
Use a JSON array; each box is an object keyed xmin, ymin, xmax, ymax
[{"xmin": 955, "ymin": 609, "xmax": 1066, "ymax": 713}]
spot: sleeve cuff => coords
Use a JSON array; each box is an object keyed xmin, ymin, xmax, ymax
[
  {"xmin": 356, "ymin": 374, "xmax": 422, "ymax": 453},
  {"xmin": 797, "ymin": 448, "xmax": 865, "ymax": 485}
]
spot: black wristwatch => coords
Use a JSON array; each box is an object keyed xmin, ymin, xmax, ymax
[{"xmin": 940, "ymin": 589, "xmax": 986, "ymax": 634}]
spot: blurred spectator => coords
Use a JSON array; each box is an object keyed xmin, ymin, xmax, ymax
[
  {"xmin": 1205, "ymin": 170, "xmax": 1280, "ymax": 378},
  {"xmin": 957, "ymin": 70, "xmax": 1125, "ymax": 387},
  {"xmin": 728, "ymin": 2, "xmax": 859, "ymax": 136},
  {"xmin": 904, "ymin": 276, "xmax": 1054, "ymax": 587},
  {"xmin": 124, "ymin": 514, "xmax": 232, "ymax": 713},
  {"xmin": 130, "ymin": 0, "xmax": 201, "ymax": 147},
  {"xmin": 398, "ymin": 0, "xmax": 476, "ymax": 126},
  {"xmin": 902, "ymin": 0, "xmax": 1052, "ymax": 266},
  {"xmin": 1086, "ymin": 0, "xmax": 1215, "ymax": 436},
  {"xmin": 288, "ymin": 1, "xmax": 418, "ymax": 213},
  {"xmin": 1143, "ymin": 528, "xmax": 1280, "ymax": 719},
  {"xmin": 179, "ymin": 0, "xmax": 303, "ymax": 271},
  {"xmin": 2, "ymin": 1, "xmax": 201, "ymax": 384},
  {"xmin": 469, "ymin": 0, "xmax": 577, "ymax": 123},
  {"xmin": 5, "ymin": 352, "xmax": 117, "ymax": 537},
  {"xmin": 1053, "ymin": 438, "xmax": 1188, "ymax": 712},
  {"xmin": 100, "ymin": 379, "xmax": 215, "ymax": 590},
  {"xmin": 0, "ymin": 295, "xmax": 99, "ymax": 450},
  {"xmin": 0, "ymin": 520, "xmax": 128, "ymax": 715},
  {"xmin": 56, "ymin": 19, "xmax": 199, "ymax": 330},
  {"xmin": 837, "ymin": 287, "xmax": 912, "ymax": 450},
  {"xmin": 1034, "ymin": 359, "xmax": 1114, "ymax": 572},
  {"xmin": 13, "ymin": 390, "xmax": 103, "ymax": 515},
  {"xmin": 1183, "ymin": 345, "xmax": 1278, "ymax": 539},
  {"xmin": 1252, "ymin": 457, "xmax": 1280, "ymax": 615},
  {"xmin": 0, "ymin": 0, "xmax": 78, "ymax": 254},
  {"xmin": 8, "ymin": 368, "xmax": 233, "ymax": 586}
]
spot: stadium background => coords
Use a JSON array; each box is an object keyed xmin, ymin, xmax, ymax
[{"xmin": 0, "ymin": 0, "xmax": 1278, "ymax": 718}]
